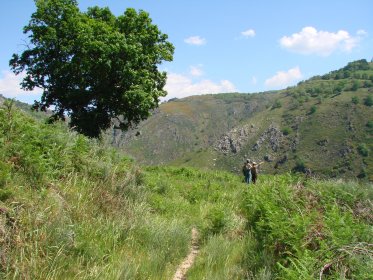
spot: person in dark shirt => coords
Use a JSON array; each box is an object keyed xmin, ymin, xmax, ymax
[
  {"xmin": 242, "ymin": 159, "xmax": 252, "ymax": 184},
  {"xmin": 250, "ymin": 161, "xmax": 264, "ymax": 184}
]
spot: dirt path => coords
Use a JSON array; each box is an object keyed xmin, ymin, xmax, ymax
[{"xmin": 172, "ymin": 228, "xmax": 200, "ymax": 280}]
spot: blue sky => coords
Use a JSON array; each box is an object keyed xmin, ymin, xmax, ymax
[{"xmin": 0, "ymin": 0, "xmax": 372, "ymax": 103}]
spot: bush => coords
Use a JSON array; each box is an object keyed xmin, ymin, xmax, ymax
[
  {"xmin": 351, "ymin": 96, "xmax": 359, "ymax": 104},
  {"xmin": 309, "ymin": 105, "xmax": 317, "ymax": 114},
  {"xmin": 363, "ymin": 95, "xmax": 373, "ymax": 107},
  {"xmin": 357, "ymin": 143, "xmax": 369, "ymax": 157},
  {"xmin": 293, "ymin": 159, "xmax": 307, "ymax": 173},
  {"xmin": 351, "ymin": 80, "xmax": 360, "ymax": 91},
  {"xmin": 282, "ymin": 127, "xmax": 292, "ymax": 136}
]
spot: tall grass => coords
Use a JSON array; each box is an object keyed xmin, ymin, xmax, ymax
[
  {"xmin": 1, "ymin": 101, "xmax": 372, "ymax": 279},
  {"xmin": 0, "ymin": 102, "xmax": 191, "ymax": 279},
  {"xmin": 242, "ymin": 174, "xmax": 373, "ymax": 279}
]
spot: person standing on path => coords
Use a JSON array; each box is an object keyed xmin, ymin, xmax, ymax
[
  {"xmin": 242, "ymin": 159, "xmax": 252, "ymax": 184},
  {"xmin": 250, "ymin": 161, "xmax": 264, "ymax": 184}
]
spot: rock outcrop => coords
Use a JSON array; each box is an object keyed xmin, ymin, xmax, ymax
[
  {"xmin": 252, "ymin": 125, "xmax": 284, "ymax": 152},
  {"xmin": 214, "ymin": 124, "xmax": 256, "ymax": 154}
]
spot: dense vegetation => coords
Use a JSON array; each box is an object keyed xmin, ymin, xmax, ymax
[
  {"xmin": 1, "ymin": 99, "xmax": 372, "ymax": 279},
  {"xmin": 119, "ymin": 60, "xmax": 373, "ymax": 181}
]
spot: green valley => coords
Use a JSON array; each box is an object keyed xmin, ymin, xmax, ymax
[{"xmin": 117, "ymin": 59, "xmax": 373, "ymax": 181}]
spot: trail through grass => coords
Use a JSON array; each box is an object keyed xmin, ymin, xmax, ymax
[
  {"xmin": 1, "ymin": 102, "xmax": 372, "ymax": 279},
  {"xmin": 172, "ymin": 228, "xmax": 199, "ymax": 280}
]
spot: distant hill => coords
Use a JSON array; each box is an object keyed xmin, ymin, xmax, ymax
[
  {"xmin": 115, "ymin": 59, "xmax": 373, "ymax": 181},
  {"xmin": 0, "ymin": 94, "xmax": 51, "ymax": 121}
]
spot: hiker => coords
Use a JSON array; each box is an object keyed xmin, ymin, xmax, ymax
[
  {"xmin": 250, "ymin": 161, "xmax": 264, "ymax": 184},
  {"xmin": 242, "ymin": 159, "xmax": 252, "ymax": 184}
]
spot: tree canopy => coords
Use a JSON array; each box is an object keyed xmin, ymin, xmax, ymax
[{"xmin": 10, "ymin": 0, "xmax": 174, "ymax": 137}]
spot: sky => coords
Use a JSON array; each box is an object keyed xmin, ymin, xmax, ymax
[{"xmin": 0, "ymin": 0, "xmax": 372, "ymax": 104}]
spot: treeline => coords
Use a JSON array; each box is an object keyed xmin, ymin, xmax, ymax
[{"xmin": 308, "ymin": 59, "xmax": 373, "ymax": 81}]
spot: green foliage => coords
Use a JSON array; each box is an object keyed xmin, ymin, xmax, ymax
[
  {"xmin": 343, "ymin": 59, "xmax": 370, "ymax": 71},
  {"xmin": 202, "ymin": 205, "xmax": 227, "ymax": 235},
  {"xmin": 0, "ymin": 104, "xmax": 188, "ymax": 279},
  {"xmin": 116, "ymin": 59, "xmax": 373, "ymax": 180},
  {"xmin": 309, "ymin": 105, "xmax": 317, "ymax": 114},
  {"xmin": 318, "ymin": 60, "xmax": 370, "ymax": 81},
  {"xmin": 0, "ymin": 189, "xmax": 13, "ymax": 201},
  {"xmin": 188, "ymin": 236, "xmax": 251, "ymax": 280},
  {"xmin": 272, "ymin": 99, "xmax": 282, "ymax": 109},
  {"xmin": 351, "ymin": 80, "xmax": 360, "ymax": 91},
  {"xmin": 293, "ymin": 159, "xmax": 307, "ymax": 173},
  {"xmin": 357, "ymin": 143, "xmax": 369, "ymax": 157},
  {"xmin": 9, "ymin": 0, "xmax": 174, "ymax": 137},
  {"xmin": 351, "ymin": 96, "xmax": 359, "ymax": 104},
  {"xmin": 243, "ymin": 176, "xmax": 373, "ymax": 279},
  {"xmin": 282, "ymin": 127, "xmax": 292, "ymax": 136},
  {"xmin": 1, "ymin": 102, "xmax": 373, "ymax": 279},
  {"xmin": 364, "ymin": 95, "xmax": 373, "ymax": 106},
  {"xmin": 333, "ymin": 83, "xmax": 344, "ymax": 95}
]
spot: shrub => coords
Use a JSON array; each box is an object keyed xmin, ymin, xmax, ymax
[
  {"xmin": 282, "ymin": 127, "xmax": 292, "ymax": 136},
  {"xmin": 363, "ymin": 95, "xmax": 373, "ymax": 106},
  {"xmin": 357, "ymin": 143, "xmax": 369, "ymax": 157},
  {"xmin": 351, "ymin": 96, "xmax": 359, "ymax": 104},
  {"xmin": 351, "ymin": 80, "xmax": 360, "ymax": 91},
  {"xmin": 293, "ymin": 159, "xmax": 307, "ymax": 173},
  {"xmin": 309, "ymin": 105, "xmax": 317, "ymax": 114}
]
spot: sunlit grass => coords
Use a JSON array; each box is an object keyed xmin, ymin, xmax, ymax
[{"xmin": 1, "ymin": 101, "xmax": 372, "ymax": 279}]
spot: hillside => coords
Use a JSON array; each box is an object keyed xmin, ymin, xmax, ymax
[
  {"xmin": 109, "ymin": 92, "xmax": 275, "ymax": 164},
  {"xmin": 117, "ymin": 59, "xmax": 373, "ymax": 181},
  {"xmin": 0, "ymin": 102, "xmax": 372, "ymax": 279}
]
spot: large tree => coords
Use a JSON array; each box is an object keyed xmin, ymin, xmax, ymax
[{"xmin": 10, "ymin": 0, "xmax": 174, "ymax": 137}]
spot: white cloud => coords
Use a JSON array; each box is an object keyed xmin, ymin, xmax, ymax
[
  {"xmin": 357, "ymin": 29, "xmax": 368, "ymax": 36},
  {"xmin": 265, "ymin": 66, "xmax": 302, "ymax": 89},
  {"xmin": 280, "ymin": 26, "xmax": 362, "ymax": 56},
  {"xmin": 184, "ymin": 36, "xmax": 206, "ymax": 46},
  {"xmin": 241, "ymin": 29, "xmax": 256, "ymax": 38},
  {"xmin": 164, "ymin": 72, "xmax": 236, "ymax": 100},
  {"xmin": 190, "ymin": 65, "xmax": 204, "ymax": 77},
  {"xmin": 0, "ymin": 70, "xmax": 41, "ymax": 98}
]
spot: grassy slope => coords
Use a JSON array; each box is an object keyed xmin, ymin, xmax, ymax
[
  {"xmin": 0, "ymin": 102, "xmax": 248, "ymax": 279},
  {"xmin": 113, "ymin": 92, "xmax": 275, "ymax": 165},
  {"xmin": 118, "ymin": 61, "xmax": 373, "ymax": 181},
  {"xmin": 1, "ymin": 100, "xmax": 372, "ymax": 279},
  {"xmin": 214, "ymin": 80, "xmax": 373, "ymax": 179}
]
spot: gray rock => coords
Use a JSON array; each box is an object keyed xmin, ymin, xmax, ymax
[
  {"xmin": 214, "ymin": 124, "xmax": 256, "ymax": 154},
  {"xmin": 339, "ymin": 147, "xmax": 352, "ymax": 157},
  {"xmin": 252, "ymin": 125, "xmax": 284, "ymax": 152}
]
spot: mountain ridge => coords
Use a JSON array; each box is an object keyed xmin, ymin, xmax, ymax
[{"xmin": 116, "ymin": 59, "xmax": 373, "ymax": 180}]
